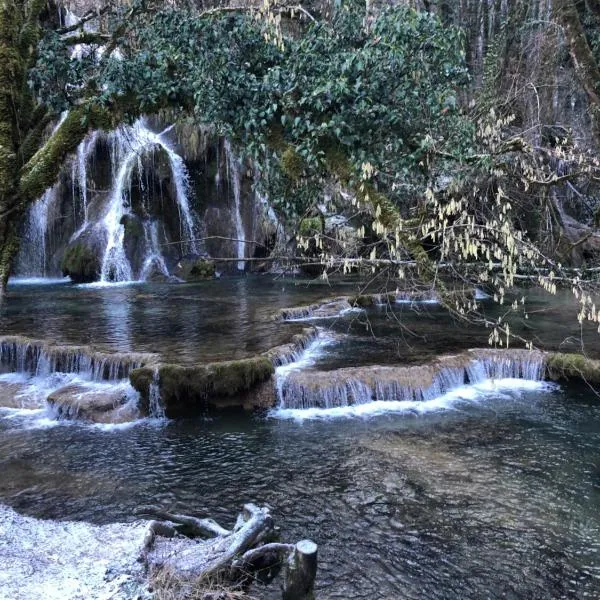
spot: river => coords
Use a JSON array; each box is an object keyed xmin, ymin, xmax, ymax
[{"xmin": 0, "ymin": 277, "xmax": 599, "ymax": 599}]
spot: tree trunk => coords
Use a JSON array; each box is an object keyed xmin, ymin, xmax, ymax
[{"xmin": 556, "ymin": 0, "xmax": 600, "ymax": 142}]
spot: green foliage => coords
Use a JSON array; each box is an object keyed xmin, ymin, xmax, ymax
[
  {"xmin": 32, "ymin": 1, "xmax": 470, "ymax": 219},
  {"xmin": 298, "ymin": 217, "xmax": 323, "ymax": 236},
  {"xmin": 189, "ymin": 260, "xmax": 216, "ymax": 280}
]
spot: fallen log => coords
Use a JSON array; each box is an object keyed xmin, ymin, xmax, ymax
[{"xmin": 138, "ymin": 504, "xmax": 317, "ymax": 599}]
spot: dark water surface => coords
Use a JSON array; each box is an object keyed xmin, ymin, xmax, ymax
[
  {"xmin": 2, "ymin": 277, "xmax": 350, "ymax": 362},
  {"xmin": 1, "ymin": 278, "xmax": 600, "ymax": 598},
  {"xmin": 1, "ymin": 382, "xmax": 599, "ymax": 599},
  {"xmin": 2, "ymin": 277, "xmax": 598, "ymax": 366}
]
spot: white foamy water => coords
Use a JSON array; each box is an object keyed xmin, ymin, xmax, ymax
[
  {"xmin": 0, "ymin": 373, "xmax": 150, "ymax": 431},
  {"xmin": 8, "ymin": 277, "xmax": 72, "ymax": 286},
  {"xmin": 285, "ymin": 307, "xmax": 365, "ymax": 322},
  {"xmin": 76, "ymin": 280, "xmax": 142, "ymax": 289},
  {"xmin": 274, "ymin": 331, "xmax": 337, "ymax": 409},
  {"xmin": 223, "ymin": 139, "xmax": 246, "ymax": 270},
  {"xmin": 271, "ymin": 379, "xmax": 557, "ymax": 421},
  {"xmin": 0, "ymin": 504, "xmax": 148, "ymax": 600}
]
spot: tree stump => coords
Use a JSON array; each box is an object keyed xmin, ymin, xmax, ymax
[
  {"xmin": 137, "ymin": 504, "xmax": 318, "ymax": 598},
  {"xmin": 282, "ymin": 539, "xmax": 318, "ymax": 600}
]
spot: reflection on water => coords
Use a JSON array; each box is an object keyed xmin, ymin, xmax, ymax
[
  {"xmin": 2, "ymin": 278, "xmax": 598, "ymax": 367},
  {"xmin": 0, "ymin": 382, "xmax": 599, "ymax": 598},
  {"xmin": 1, "ymin": 277, "xmax": 353, "ymax": 363}
]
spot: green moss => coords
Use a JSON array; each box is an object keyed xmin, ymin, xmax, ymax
[
  {"xmin": 61, "ymin": 243, "xmax": 100, "ymax": 283},
  {"xmin": 20, "ymin": 105, "xmax": 111, "ymax": 203},
  {"xmin": 280, "ymin": 145, "xmax": 305, "ymax": 180},
  {"xmin": 546, "ymin": 352, "xmax": 600, "ymax": 383},
  {"xmin": 298, "ymin": 216, "xmax": 323, "ymax": 236},
  {"xmin": 322, "ymin": 140, "xmax": 352, "ymax": 181},
  {"xmin": 189, "ymin": 259, "xmax": 216, "ymax": 279},
  {"xmin": 130, "ymin": 357, "xmax": 275, "ymax": 417},
  {"xmin": 121, "ymin": 215, "xmax": 144, "ymax": 240}
]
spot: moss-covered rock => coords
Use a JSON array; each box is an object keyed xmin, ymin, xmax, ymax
[
  {"xmin": 298, "ymin": 216, "xmax": 324, "ymax": 236},
  {"xmin": 60, "ymin": 243, "xmax": 100, "ymax": 283},
  {"xmin": 130, "ymin": 356, "xmax": 274, "ymax": 417},
  {"xmin": 121, "ymin": 214, "xmax": 144, "ymax": 241},
  {"xmin": 280, "ymin": 145, "xmax": 305, "ymax": 180},
  {"xmin": 174, "ymin": 257, "xmax": 216, "ymax": 281},
  {"xmin": 190, "ymin": 260, "xmax": 216, "ymax": 279},
  {"xmin": 545, "ymin": 352, "xmax": 600, "ymax": 383}
]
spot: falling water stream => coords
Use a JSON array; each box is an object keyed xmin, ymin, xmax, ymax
[
  {"xmin": 224, "ymin": 139, "xmax": 246, "ymax": 270},
  {"xmin": 15, "ymin": 118, "xmax": 200, "ymax": 284},
  {"xmin": 98, "ymin": 120, "xmax": 198, "ymax": 283}
]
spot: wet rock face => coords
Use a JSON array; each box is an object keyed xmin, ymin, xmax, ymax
[
  {"xmin": 47, "ymin": 384, "xmax": 141, "ymax": 424},
  {"xmin": 16, "ymin": 122, "xmax": 283, "ymax": 282},
  {"xmin": 130, "ymin": 356, "xmax": 275, "ymax": 417},
  {"xmin": 60, "ymin": 242, "xmax": 101, "ymax": 283}
]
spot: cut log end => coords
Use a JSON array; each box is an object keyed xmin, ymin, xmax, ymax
[
  {"xmin": 282, "ymin": 539, "xmax": 318, "ymax": 600},
  {"xmin": 140, "ymin": 504, "xmax": 317, "ymax": 599}
]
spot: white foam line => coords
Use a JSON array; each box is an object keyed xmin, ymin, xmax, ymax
[
  {"xmin": 270, "ymin": 379, "xmax": 557, "ymax": 421},
  {"xmin": 76, "ymin": 280, "xmax": 142, "ymax": 289},
  {"xmin": 394, "ymin": 298, "xmax": 439, "ymax": 305},
  {"xmin": 284, "ymin": 307, "xmax": 364, "ymax": 322},
  {"xmin": 0, "ymin": 406, "xmax": 168, "ymax": 432},
  {"xmin": 8, "ymin": 277, "xmax": 72, "ymax": 286}
]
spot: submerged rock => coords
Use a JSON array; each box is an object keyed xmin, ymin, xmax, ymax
[{"xmin": 47, "ymin": 384, "xmax": 141, "ymax": 424}]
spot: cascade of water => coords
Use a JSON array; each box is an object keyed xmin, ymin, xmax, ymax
[
  {"xmin": 148, "ymin": 368, "xmax": 165, "ymax": 418},
  {"xmin": 0, "ymin": 336, "xmax": 156, "ymax": 382},
  {"xmin": 77, "ymin": 131, "xmax": 97, "ymax": 225},
  {"xmin": 98, "ymin": 119, "xmax": 199, "ymax": 282},
  {"xmin": 15, "ymin": 189, "xmax": 54, "ymax": 277},
  {"xmin": 224, "ymin": 139, "xmax": 246, "ymax": 270},
  {"xmin": 275, "ymin": 349, "xmax": 547, "ymax": 410},
  {"xmin": 139, "ymin": 221, "xmax": 170, "ymax": 281},
  {"xmin": 15, "ymin": 113, "xmax": 70, "ymax": 278}
]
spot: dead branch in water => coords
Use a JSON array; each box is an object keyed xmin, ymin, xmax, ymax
[{"xmin": 138, "ymin": 504, "xmax": 317, "ymax": 599}]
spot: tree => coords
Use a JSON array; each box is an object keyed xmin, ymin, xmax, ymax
[{"xmin": 1, "ymin": 0, "xmax": 468, "ymax": 300}]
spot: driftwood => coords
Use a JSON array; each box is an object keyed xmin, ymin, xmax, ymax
[{"xmin": 136, "ymin": 504, "xmax": 317, "ymax": 599}]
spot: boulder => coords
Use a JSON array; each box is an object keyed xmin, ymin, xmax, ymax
[
  {"xmin": 60, "ymin": 243, "xmax": 101, "ymax": 283},
  {"xmin": 47, "ymin": 384, "xmax": 141, "ymax": 424},
  {"xmin": 174, "ymin": 256, "xmax": 216, "ymax": 281}
]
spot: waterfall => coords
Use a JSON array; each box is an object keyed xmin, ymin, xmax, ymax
[
  {"xmin": 148, "ymin": 368, "xmax": 165, "ymax": 419},
  {"xmin": 273, "ymin": 330, "xmax": 337, "ymax": 408},
  {"xmin": 274, "ymin": 348, "xmax": 547, "ymax": 411},
  {"xmin": 76, "ymin": 131, "xmax": 98, "ymax": 226},
  {"xmin": 0, "ymin": 336, "xmax": 157, "ymax": 382},
  {"xmin": 139, "ymin": 221, "xmax": 170, "ymax": 281},
  {"xmin": 98, "ymin": 119, "xmax": 198, "ymax": 283},
  {"xmin": 15, "ymin": 188, "xmax": 55, "ymax": 277},
  {"xmin": 15, "ymin": 112, "xmax": 70, "ymax": 278},
  {"xmin": 224, "ymin": 139, "xmax": 246, "ymax": 270}
]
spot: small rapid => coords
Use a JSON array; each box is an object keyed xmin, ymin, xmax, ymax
[{"xmin": 273, "ymin": 334, "xmax": 549, "ymax": 418}]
